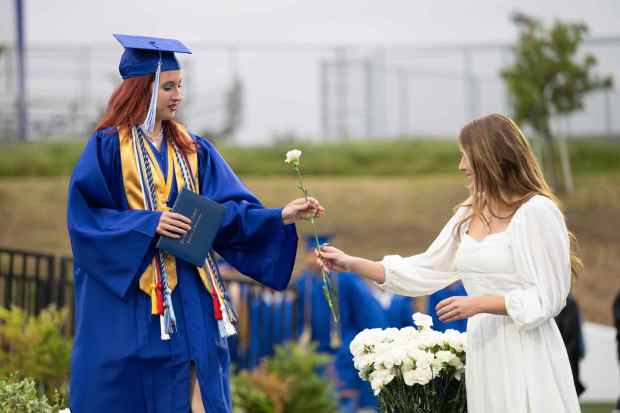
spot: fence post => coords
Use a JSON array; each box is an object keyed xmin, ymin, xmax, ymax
[
  {"xmin": 5, "ymin": 252, "xmax": 15, "ymax": 308},
  {"xmin": 34, "ymin": 256, "xmax": 42, "ymax": 315},
  {"xmin": 58, "ymin": 256, "xmax": 70, "ymax": 308},
  {"xmin": 320, "ymin": 59, "xmax": 330, "ymax": 140},
  {"xmin": 46, "ymin": 255, "xmax": 55, "ymax": 310},
  {"xmin": 398, "ymin": 68, "xmax": 410, "ymax": 137},
  {"xmin": 19, "ymin": 253, "xmax": 27, "ymax": 310}
]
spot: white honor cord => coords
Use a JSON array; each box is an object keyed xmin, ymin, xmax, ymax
[{"xmin": 160, "ymin": 315, "xmax": 170, "ymax": 341}]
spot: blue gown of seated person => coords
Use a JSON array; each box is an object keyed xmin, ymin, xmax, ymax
[
  {"xmin": 67, "ymin": 128, "xmax": 298, "ymax": 413},
  {"xmin": 295, "ymin": 269, "xmax": 341, "ymax": 355},
  {"xmin": 426, "ymin": 281, "xmax": 468, "ymax": 333}
]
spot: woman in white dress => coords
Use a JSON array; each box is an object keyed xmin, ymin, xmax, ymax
[{"xmin": 318, "ymin": 113, "xmax": 582, "ymax": 413}]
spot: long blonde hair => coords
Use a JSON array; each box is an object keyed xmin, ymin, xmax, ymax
[{"xmin": 456, "ymin": 113, "xmax": 582, "ymax": 278}]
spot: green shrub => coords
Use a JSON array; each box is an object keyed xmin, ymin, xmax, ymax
[
  {"xmin": 0, "ymin": 306, "xmax": 72, "ymax": 400},
  {"xmin": 232, "ymin": 342, "xmax": 338, "ymax": 413},
  {"xmin": 0, "ymin": 374, "xmax": 65, "ymax": 413}
]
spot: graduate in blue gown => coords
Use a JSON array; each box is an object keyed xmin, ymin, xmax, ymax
[
  {"xmin": 426, "ymin": 281, "xmax": 468, "ymax": 332},
  {"xmin": 67, "ymin": 34, "xmax": 324, "ymax": 413}
]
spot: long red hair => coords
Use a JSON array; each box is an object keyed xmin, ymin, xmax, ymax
[{"xmin": 96, "ymin": 74, "xmax": 196, "ymax": 153}]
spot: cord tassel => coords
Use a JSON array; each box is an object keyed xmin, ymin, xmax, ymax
[
  {"xmin": 218, "ymin": 306, "xmax": 236, "ymax": 338},
  {"xmin": 141, "ymin": 57, "xmax": 161, "ymax": 135}
]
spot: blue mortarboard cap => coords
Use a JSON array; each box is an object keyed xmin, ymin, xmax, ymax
[
  {"xmin": 304, "ymin": 234, "xmax": 332, "ymax": 251},
  {"xmin": 114, "ymin": 34, "xmax": 192, "ymax": 80}
]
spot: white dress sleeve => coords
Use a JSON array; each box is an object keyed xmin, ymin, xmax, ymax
[
  {"xmin": 377, "ymin": 207, "xmax": 465, "ymax": 297},
  {"xmin": 505, "ymin": 195, "xmax": 572, "ymax": 330}
]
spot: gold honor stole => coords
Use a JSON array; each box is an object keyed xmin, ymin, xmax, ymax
[{"xmin": 118, "ymin": 125, "xmax": 213, "ymax": 314}]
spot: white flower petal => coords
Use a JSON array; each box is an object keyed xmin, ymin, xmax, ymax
[{"xmin": 284, "ymin": 149, "xmax": 302, "ymax": 164}]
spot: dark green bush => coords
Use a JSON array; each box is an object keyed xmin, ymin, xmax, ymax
[
  {"xmin": 0, "ymin": 306, "xmax": 72, "ymax": 401},
  {"xmin": 231, "ymin": 342, "xmax": 338, "ymax": 413}
]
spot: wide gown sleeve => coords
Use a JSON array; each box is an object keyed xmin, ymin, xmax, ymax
[
  {"xmin": 378, "ymin": 207, "xmax": 466, "ymax": 297},
  {"xmin": 196, "ymin": 137, "xmax": 298, "ymax": 291},
  {"xmin": 67, "ymin": 131, "xmax": 161, "ymax": 299},
  {"xmin": 505, "ymin": 195, "xmax": 571, "ymax": 330}
]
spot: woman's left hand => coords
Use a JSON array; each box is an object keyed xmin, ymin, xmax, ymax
[
  {"xmin": 281, "ymin": 197, "xmax": 325, "ymax": 225},
  {"xmin": 436, "ymin": 296, "xmax": 482, "ymax": 322}
]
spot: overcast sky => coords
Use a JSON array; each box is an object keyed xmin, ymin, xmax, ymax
[
  {"xmin": 1, "ymin": 1, "xmax": 619, "ymax": 142},
  {"xmin": 2, "ymin": 0, "xmax": 619, "ymax": 47}
]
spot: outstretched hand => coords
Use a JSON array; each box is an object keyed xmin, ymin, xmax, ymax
[
  {"xmin": 281, "ymin": 197, "xmax": 325, "ymax": 225},
  {"xmin": 315, "ymin": 245, "xmax": 354, "ymax": 273}
]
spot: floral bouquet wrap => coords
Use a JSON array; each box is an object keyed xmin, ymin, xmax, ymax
[{"xmin": 350, "ymin": 313, "xmax": 467, "ymax": 413}]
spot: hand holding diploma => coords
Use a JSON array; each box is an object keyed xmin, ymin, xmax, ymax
[{"xmin": 157, "ymin": 211, "xmax": 192, "ymax": 239}]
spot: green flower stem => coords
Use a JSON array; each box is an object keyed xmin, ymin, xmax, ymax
[{"xmin": 292, "ymin": 163, "xmax": 339, "ymax": 323}]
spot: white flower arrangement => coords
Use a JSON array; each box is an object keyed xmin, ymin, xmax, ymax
[{"xmin": 350, "ymin": 312, "xmax": 467, "ymax": 412}]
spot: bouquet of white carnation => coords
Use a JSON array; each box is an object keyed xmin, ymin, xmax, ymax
[{"xmin": 350, "ymin": 313, "xmax": 467, "ymax": 413}]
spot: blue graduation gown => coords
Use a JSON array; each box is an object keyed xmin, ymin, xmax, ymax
[
  {"xmin": 280, "ymin": 293, "xmax": 294, "ymax": 343},
  {"xmin": 427, "ymin": 281, "xmax": 468, "ymax": 332},
  {"xmin": 67, "ymin": 127, "xmax": 298, "ymax": 413},
  {"xmin": 334, "ymin": 273, "xmax": 384, "ymax": 385},
  {"xmin": 258, "ymin": 293, "xmax": 273, "ymax": 360},
  {"xmin": 248, "ymin": 289, "xmax": 262, "ymax": 369},
  {"xmin": 384, "ymin": 295, "xmax": 416, "ymax": 329},
  {"xmin": 295, "ymin": 270, "xmax": 339, "ymax": 354}
]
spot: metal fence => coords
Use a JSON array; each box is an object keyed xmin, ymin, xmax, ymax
[
  {"xmin": 0, "ymin": 38, "xmax": 619, "ymax": 143},
  {"xmin": 0, "ymin": 247, "xmax": 299, "ymax": 368},
  {"xmin": 0, "ymin": 247, "xmax": 70, "ymax": 316}
]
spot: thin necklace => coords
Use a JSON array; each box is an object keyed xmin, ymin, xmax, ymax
[{"xmin": 147, "ymin": 128, "xmax": 164, "ymax": 148}]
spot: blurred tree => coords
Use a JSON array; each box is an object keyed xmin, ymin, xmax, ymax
[{"xmin": 501, "ymin": 13, "xmax": 613, "ymax": 191}]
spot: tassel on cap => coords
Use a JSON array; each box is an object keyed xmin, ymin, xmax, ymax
[{"xmin": 141, "ymin": 55, "xmax": 161, "ymax": 136}]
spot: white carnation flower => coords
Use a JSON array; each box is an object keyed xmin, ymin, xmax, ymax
[
  {"xmin": 284, "ymin": 149, "xmax": 302, "ymax": 165},
  {"xmin": 455, "ymin": 369, "xmax": 464, "ymax": 381},
  {"xmin": 414, "ymin": 351, "xmax": 434, "ymax": 370},
  {"xmin": 350, "ymin": 328, "xmax": 385, "ymax": 356},
  {"xmin": 402, "ymin": 369, "xmax": 417, "ymax": 386},
  {"xmin": 403, "ymin": 366, "xmax": 433, "ymax": 386},
  {"xmin": 436, "ymin": 350, "xmax": 456, "ymax": 364},
  {"xmin": 431, "ymin": 356, "xmax": 445, "ymax": 376},
  {"xmin": 443, "ymin": 328, "xmax": 467, "ymax": 352},
  {"xmin": 400, "ymin": 357, "xmax": 415, "ymax": 372},
  {"xmin": 416, "ymin": 330, "xmax": 443, "ymax": 349},
  {"xmin": 449, "ymin": 356, "xmax": 464, "ymax": 370},
  {"xmin": 353, "ymin": 353, "xmax": 375, "ymax": 370},
  {"xmin": 397, "ymin": 326, "xmax": 419, "ymax": 340},
  {"xmin": 369, "ymin": 368, "xmax": 395, "ymax": 395},
  {"xmin": 412, "ymin": 312, "xmax": 433, "ymax": 330}
]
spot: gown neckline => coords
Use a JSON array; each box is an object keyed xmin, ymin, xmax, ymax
[{"xmin": 463, "ymin": 230, "xmax": 508, "ymax": 243}]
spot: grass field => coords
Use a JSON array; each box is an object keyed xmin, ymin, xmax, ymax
[
  {"xmin": 1, "ymin": 173, "xmax": 618, "ymax": 325},
  {"xmin": 582, "ymin": 403, "xmax": 616, "ymax": 413},
  {"xmin": 0, "ymin": 138, "xmax": 619, "ymax": 177}
]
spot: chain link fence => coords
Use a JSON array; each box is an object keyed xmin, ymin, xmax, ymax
[{"xmin": 0, "ymin": 38, "xmax": 618, "ymax": 143}]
